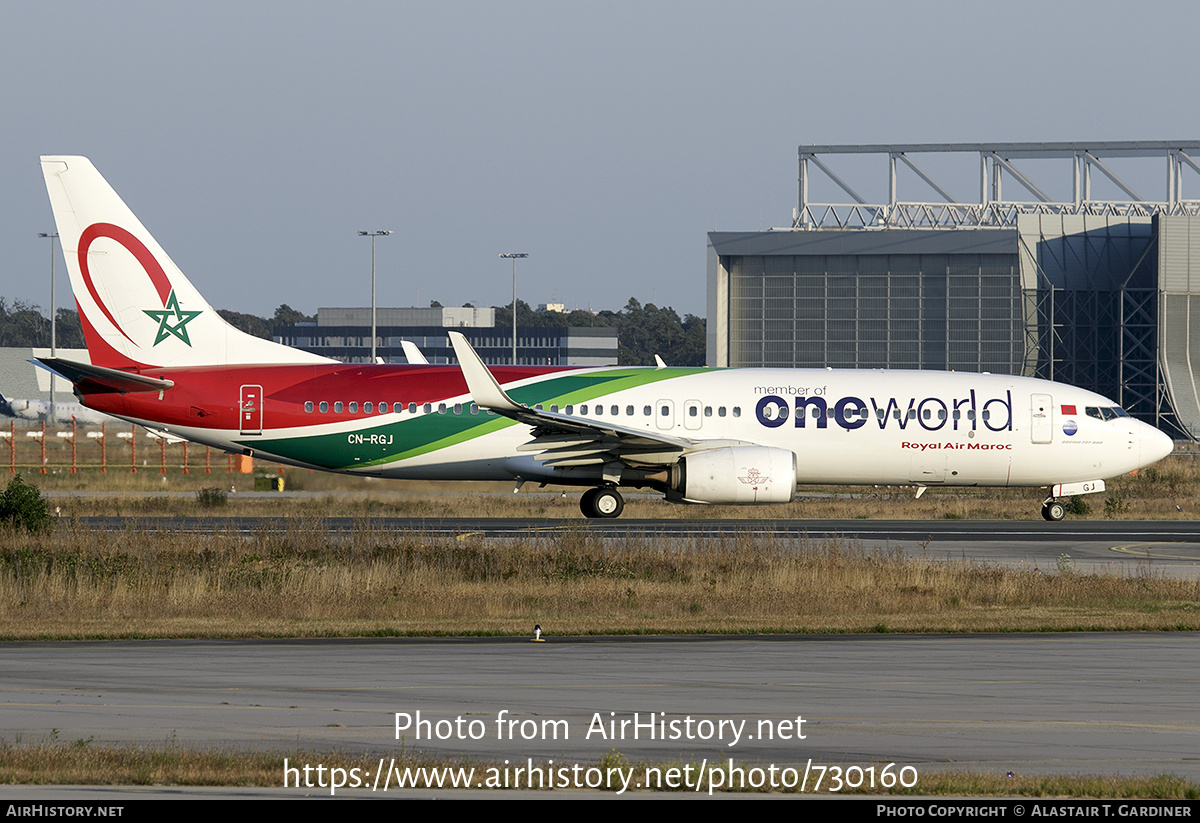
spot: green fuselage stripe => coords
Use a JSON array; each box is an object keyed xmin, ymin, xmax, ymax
[{"xmin": 236, "ymin": 368, "xmax": 704, "ymax": 470}]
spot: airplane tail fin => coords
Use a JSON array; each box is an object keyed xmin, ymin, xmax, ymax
[{"xmin": 40, "ymin": 156, "xmax": 331, "ymax": 370}]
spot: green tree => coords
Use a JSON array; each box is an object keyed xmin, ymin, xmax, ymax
[
  {"xmin": 217, "ymin": 309, "xmax": 272, "ymax": 340},
  {"xmin": 272, "ymin": 304, "xmax": 313, "ymax": 328}
]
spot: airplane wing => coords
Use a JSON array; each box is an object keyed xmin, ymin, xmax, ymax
[
  {"xmin": 449, "ymin": 332, "xmax": 750, "ymax": 473},
  {"xmin": 144, "ymin": 427, "xmax": 186, "ymax": 445}
]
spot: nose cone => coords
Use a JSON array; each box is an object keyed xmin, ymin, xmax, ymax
[{"xmin": 1139, "ymin": 423, "xmax": 1174, "ymax": 466}]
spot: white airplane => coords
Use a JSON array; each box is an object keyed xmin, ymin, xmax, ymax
[
  {"xmin": 37, "ymin": 156, "xmax": 1174, "ymax": 520},
  {"xmin": 0, "ymin": 392, "xmax": 118, "ymax": 426}
]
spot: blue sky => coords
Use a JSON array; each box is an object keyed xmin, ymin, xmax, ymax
[{"xmin": 3, "ymin": 1, "xmax": 1198, "ymax": 320}]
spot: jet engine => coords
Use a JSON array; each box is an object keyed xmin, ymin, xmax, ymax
[{"xmin": 667, "ymin": 446, "xmax": 797, "ymax": 505}]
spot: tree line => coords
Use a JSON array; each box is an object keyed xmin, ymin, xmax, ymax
[{"xmin": 0, "ymin": 298, "xmax": 706, "ymax": 366}]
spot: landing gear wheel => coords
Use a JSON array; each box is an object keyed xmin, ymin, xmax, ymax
[
  {"xmin": 580, "ymin": 488, "xmax": 599, "ymax": 517},
  {"xmin": 1041, "ymin": 500, "xmax": 1066, "ymax": 522},
  {"xmin": 593, "ymin": 488, "xmax": 623, "ymax": 518},
  {"xmin": 581, "ymin": 487, "xmax": 624, "ymax": 518}
]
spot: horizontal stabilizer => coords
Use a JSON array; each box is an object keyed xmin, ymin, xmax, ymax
[{"xmin": 35, "ymin": 358, "xmax": 174, "ymax": 394}]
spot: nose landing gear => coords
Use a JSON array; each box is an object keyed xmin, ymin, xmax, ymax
[{"xmin": 1041, "ymin": 499, "xmax": 1066, "ymax": 522}]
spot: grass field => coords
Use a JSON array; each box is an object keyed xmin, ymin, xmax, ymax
[
  {"xmin": 1, "ymin": 512, "xmax": 1198, "ymax": 639},
  {"xmin": 7, "ymin": 418, "xmax": 1200, "ymax": 520},
  {"xmin": 13, "ymin": 448, "xmax": 1200, "ymax": 522},
  {"xmin": 1, "ymin": 738, "xmax": 1197, "ymax": 797}
]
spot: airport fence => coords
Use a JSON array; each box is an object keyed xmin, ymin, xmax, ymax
[{"xmin": 0, "ymin": 419, "xmax": 252, "ymax": 475}]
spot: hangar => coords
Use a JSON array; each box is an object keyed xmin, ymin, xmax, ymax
[{"xmin": 708, "ymin": 141, "xmax": 1200, "ymax": 438}]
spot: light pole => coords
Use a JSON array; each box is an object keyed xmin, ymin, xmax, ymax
[
  {"xmin": 37, "ymin": 232, "xmax": 59, "ymax": 420},
  {"xmin": 499, "ymin": 253, "xmax": 528, "ymax": 365},
  {"xmin": 357, "ymin": 230, "xmax": 392, "ymax": 362}
]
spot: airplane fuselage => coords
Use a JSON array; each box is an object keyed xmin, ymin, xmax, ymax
[{"xmin": 79, "ymin": 362, "xmax": 1165, "ymax": 490}]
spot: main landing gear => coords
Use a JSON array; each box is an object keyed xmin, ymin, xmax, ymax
[
  {"xmin": 580, "ymin": 487, "xmax": 624, "ymax": 519},
  {"xmin": 1041, "ymin": 498, "xmax": 1066, "ymax": 522}
]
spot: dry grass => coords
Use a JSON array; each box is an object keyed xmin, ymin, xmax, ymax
[
  {"xmin": 1, "ymin": 738, "xmax": 1197, "ymax": 796},
  {"xmin": 0, "ymin": 523, "xmax": 1197, "ymax": 639},
  {"xmin": 16, "ymin": 445, "xmax": 1200, "ymax": 522}
]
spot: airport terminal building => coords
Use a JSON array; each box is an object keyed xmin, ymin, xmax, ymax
[
  {"xmin": 274, "ymin": 306, "xmax": 618, "ymax": 367},
  {"xmin": 707, "ymin": 141, "xmax": 1200, "ymax": 439}
]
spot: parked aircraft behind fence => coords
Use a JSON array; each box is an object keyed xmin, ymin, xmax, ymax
[
  {"xmin": 0, "ymin": 392, "xmax": 118, "ymax": 426},
  {"xmin": 37, "ymin": 156, "xmax": 1174, "ymax": 519}
]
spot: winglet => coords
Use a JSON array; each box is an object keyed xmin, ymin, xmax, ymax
[
  {"xmin": 654, "ymin": 354, "xmax": 667, "ymax": 369},
  {"xmin": 448, "ymin": 331, "xmax": 523, "ymax": 413},
  {"xmin": 400, "ymin": 340, "xmax": 429, "ymax": 365}
]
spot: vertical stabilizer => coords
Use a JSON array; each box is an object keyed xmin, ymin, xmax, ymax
[{"xmin": 40, "ymin": 156, "xmax": 331, "ymax": 369}]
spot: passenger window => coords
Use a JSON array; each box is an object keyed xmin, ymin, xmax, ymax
[
  {"xmin": 319, "ymin": 401, "xmax": 328, "ymax": 413},
  {"xmin": 453, "ymin": 403, "xmax": 461, "ymax": 414},
  {"xmin": 379, "ymin": 402, "xmax": 388, "ymax": 413},
  {"xmin": 581, "ymin": 405, "xmax": 589, "ymax": 415},
  {"xmin": 349, "ymin": 402, "xmax": 358, "ymax": 413},
  {"xmin": 364, "ymin": 402, "xmax": 373, "ymax": 413},
  {"xmin": 334, "ymin": 402, "xmax": 343, "ymax": 413},
  {"xmin": 732, "ymin": 407, "xmax": 741, "ymax": 417},
  {"xmin": 304, "ymin": 401, "xmax": 313, "ymax": 413},
  {"xmin": 610, "ymin": 405, "xmax": 618, "ymax": 415},
  {"xmin": 644, "ymin": 406, "xmax": 652, "ymax": 416},
  {"xmin": 422, "ymin": 403, "xmax": 431, "ymax": 414},
  {"xmin": 438, "ymin": 403, "xmax": 447, "ymax": 414},
  {"xmin": 718, "ymin": 407, "xmax": 726, "ymax": 417},
  {"xmin": 689, "ymin": 406, "xmax": 697, "ymax": 417},
  {"xmin": 661, "ymin": 406, "xmax": 670, "ymax": 416},
  {"xmin": 626, "ymin": 405, "xmax": 634, "ymax": 416},
  {"xmin": 704, "ymin": 406, "xmax": 712, "ymax": 417}
]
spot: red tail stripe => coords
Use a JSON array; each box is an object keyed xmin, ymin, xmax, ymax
[{"xmin": 77, "ymin": 222, "xmax": 174, "ymax": 346}]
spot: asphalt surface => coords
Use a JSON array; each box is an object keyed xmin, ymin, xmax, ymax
[{"xmin": 1, "ymin": 633, "xmax": 1198, "ymax": 795}]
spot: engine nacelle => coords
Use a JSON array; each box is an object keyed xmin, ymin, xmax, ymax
[{"xmin": 674, "ymin": 446, "xmax": 797, "ymax": 505}]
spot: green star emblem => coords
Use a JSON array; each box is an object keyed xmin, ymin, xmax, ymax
[{"xmin": 143, "ymin": 289, "xmax": 202, "ymax": 346}]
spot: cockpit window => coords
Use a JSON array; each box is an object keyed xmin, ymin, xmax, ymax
[{"xmin": 1086, "ymin": 406, "xmax": 1129, "ymax": 421}]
